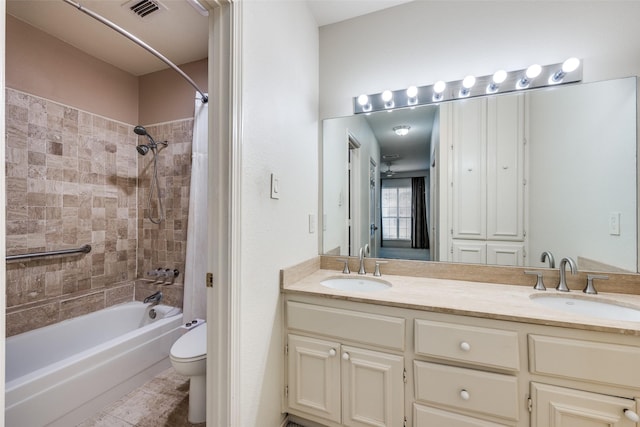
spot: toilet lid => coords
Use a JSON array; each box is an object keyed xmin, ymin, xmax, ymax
[{"xmin": 171, "ymin": 323, "xmax": 207, "ymax": 360}]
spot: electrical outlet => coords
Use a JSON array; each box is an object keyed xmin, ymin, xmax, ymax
[{"xmin": 609, "ymin": 212, "xmax": 621, "ymax": 235}]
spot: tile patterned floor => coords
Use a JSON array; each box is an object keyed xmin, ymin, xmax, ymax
[{"xmin": 77, "ymin": 368, "xmax": 205, "ymax": 427}]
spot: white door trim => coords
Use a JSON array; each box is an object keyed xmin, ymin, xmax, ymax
[{"xmin": 207, "ymin": 1, "xmax": 242, "ymax": 425}]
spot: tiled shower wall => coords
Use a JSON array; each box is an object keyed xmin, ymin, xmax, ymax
[{"xmin": 5, "ymin": 88, "xmax": 193, "ymax": 336}]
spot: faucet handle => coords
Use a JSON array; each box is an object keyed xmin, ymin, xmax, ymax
[
  {"xmin": 524, "ymin": 270, "xmax": 546, "ymax": 291},
  {"xmin": 584, "ymin": 274, "xmax": 608, "ymax": 295},
  {"xmin": 373, "ymin": 261, "xmax": 387, "ymax": 277},
  {"xmin": 337, "ymin": 258, "xmax": 350, "ymax": 274}
]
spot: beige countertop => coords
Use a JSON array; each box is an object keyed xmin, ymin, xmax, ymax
[{"xmin": 282, "ymin": 268, "xmax": 640, "ymax": 336}]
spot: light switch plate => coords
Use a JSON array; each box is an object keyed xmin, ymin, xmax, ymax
[
  {"xmin": 308, "ymin": 214, "xmax": 316, "ymax": 234},
  {"xmin": 270, "ymin": 174, "xmax": 280, "ymax": 199}
]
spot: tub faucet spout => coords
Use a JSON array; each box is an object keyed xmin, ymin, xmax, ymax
[{"xmin": 144, "ymin": 291, "xmax": 163, "ymax": 305}]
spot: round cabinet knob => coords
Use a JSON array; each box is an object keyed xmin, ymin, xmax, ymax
[
  {"xmin": 624, "ymin": 409, "xmax": 640, "ymax": 422},
  {"xmin": 328, "ymin": 348, "xmax": 336, "ymax": 357},
  {"xmin": 460, "ymin": 341, "xmax": 471, "ymax": 352},
  {"xmin": 342, "ymin": 352, "xmax": 350, "ymax": 361},
  {"xmin": 460, "ymin": 389, "xmax": 470, "ymax": 401}
]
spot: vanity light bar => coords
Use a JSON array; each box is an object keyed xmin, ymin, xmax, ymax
[{"xmin": 353, "ymin": 58, "xmax": 583, "ymax": 114}]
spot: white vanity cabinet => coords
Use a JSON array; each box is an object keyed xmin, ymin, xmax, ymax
[
  {"xmin": 283, "ymin": 292, "xmax": 640, "ymax": 427},
  {"xmin": 412, "ymin": 318, "xmax": 521, "ymax": 426},
  {"xmin": 531, "ymin": 382, "xmax": 637, "ymax": 426},
  {"xmin": 285, "ymin": 301, "xmax": 406, "ymax": 427},
  {"xmin": 448, "ymin": 94, "xmax": 526, "ymax": 266},
  {"xmin": 528, "ymin": 334, "xmax": 640, "ymax": 427}
]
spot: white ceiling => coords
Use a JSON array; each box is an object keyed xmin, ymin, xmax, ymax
[
  {"xmin": 365, "ymin": 105, "xmax": 436, "ymax": 175},
  {"xmin": 7, "ymin": 0, "xmax": 413, "ymax": 76}
]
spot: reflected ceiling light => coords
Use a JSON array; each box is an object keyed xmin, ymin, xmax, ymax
[
  {"xmin": 433, "ymin": 81, "xmax": 446, "ymax": 101},
  {"xmin": 487, "ymin": 69, "xmax": 507, "ymax": 93},
  {"xmin": 393, "ymin": 125, "xmax": 411, "ymax": 136},
  {"xmin": 352, "ymin": 58, "xmax": 582, "ymax": 114},
  {"xmin": 551, "ymin": 57, "xmax": 581, "ymax": 83},
  {"xmin": 382, "ymin": 90, "xmax": 394, "ymax": 109},
  {"xmin": 357, "ymin": 94, "xmax": 372, "ymax": 112},
  {"xmin": 518, "ymin": 64, "xmax": 542, "ymax": 88},
  {"xmin": 406, "ymin": 86, "xmax": 418, "ymax": 105},
  {"xmin": 459, "ymin": 75, "xmax": 476, "ymax": 97}
]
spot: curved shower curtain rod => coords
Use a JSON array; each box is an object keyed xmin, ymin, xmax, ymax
[{"xmin": 62, "ymin": 0, "xmax": 208, "ymax": 104}]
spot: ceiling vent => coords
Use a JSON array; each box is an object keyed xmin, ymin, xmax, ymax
[{"xmin": 124, "ymin": 0, "xmax": 166, "ymax": 19}]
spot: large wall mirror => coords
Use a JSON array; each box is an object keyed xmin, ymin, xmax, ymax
[{"xmin": 322, "ymin": 77, "xmax": 638, "ymax": 273}]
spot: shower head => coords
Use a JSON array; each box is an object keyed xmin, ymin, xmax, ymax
[
  {"xmin": 133, "ymin": 125, "xmax": 167, "ymax": 156},
  {"xmin": 133, "ymin": 124, "xmax": 157, "ymax": 145},
  {"xmin": 136, "ymin": 144, "xmax": 150, "ymax": 156},
  {"xmin": 134, "ymin": 125, "xmax": 148, "ymax": 136}
]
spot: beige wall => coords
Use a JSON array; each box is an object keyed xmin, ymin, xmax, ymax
[
  {"xmin": 6, "ymin": 15, "xmax": 139, "ymax": 125},
  {"xmin": 139, "ymin": 59, "xmax": 207, "ymax": 125}
]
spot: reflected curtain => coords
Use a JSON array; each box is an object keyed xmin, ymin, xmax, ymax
[
  {"xmin": 411, "ymin": 177, "xmax": 428, "ymax": 249},
  {"xmin": 183, "ymin": 93, "xmax": 208, "ymax": 321}
]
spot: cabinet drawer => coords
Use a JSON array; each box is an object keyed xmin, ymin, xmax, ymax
[
  {"xmin": 414, "ymin": 361, "xmax": 519, "ymax": 421},
  {"xmin": 415, "ymin": 319, "xmax": 519, "ymax": 371},
  {"xmin": 287, "ymin": 301, "xmax": 405, "ymax": 351},
  {"xmin": 414, "ymin": 404, "xmax": 511, "ymax": 427},
  {"xmin": 529, "ymin": 334, "xmax": 640, "ymax": 389}
]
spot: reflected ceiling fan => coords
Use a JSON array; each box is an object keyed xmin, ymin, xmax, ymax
[{"xmin": 383, "ymin": 162, "xmax": 396, "ymax": 177}]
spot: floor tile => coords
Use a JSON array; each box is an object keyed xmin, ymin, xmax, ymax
[{"xmin": 78, "ymin": 368, "xmax": 205, "ymax": 427}]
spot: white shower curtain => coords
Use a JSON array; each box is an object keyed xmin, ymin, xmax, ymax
[{"xmin": 183, "ymin": 93, "xmax": 208, "ymax": 322}]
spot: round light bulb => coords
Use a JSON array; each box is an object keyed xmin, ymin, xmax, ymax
[
  {"xmin": 526, "ymin": 64, "xmax": 542, "ymax": 79},
  {"xmin": 357, "ymin": 94, "xmax": 369, "ymax": 106},
  {"xmin": 462, "ymin": 75, "xmax": 476, "ymax": 89},
  {"xmin": 406, "ymin": 86, "xmax": 418, "ymax": 98},
  {"xmin": 381, "ymin": 90, "xmax": 393, "ymax": 102},
  {"xmin": 433, "ymin": 81, "xmax": 446, "ymax": 94},
  {"xmin": 492, "ymin": 70, "xmax": 507, "ymax": 84},
  {"xmin": 562, "ymin": 57, "xmax": 580, "ymax": 73}
]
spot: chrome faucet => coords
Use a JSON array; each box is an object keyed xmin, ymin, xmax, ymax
[
  {"xmin": 143, "ymin": 291, "xmax": 163, "ymax": 305},
  {"xmin": 541, "ymin": 251, "xmax": 556, "ymax": 268},
  {"xmin": 556, "ymin": 257, "xmax": 577, "ymax": 292},
  {"xmin": 358, "ymin": 244, "xmax": 370, "ymax": 275}
]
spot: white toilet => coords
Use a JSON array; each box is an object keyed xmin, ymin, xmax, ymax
[{"xmin": 170, "ymin": 322, "xmax": 207, "ymax": 424}]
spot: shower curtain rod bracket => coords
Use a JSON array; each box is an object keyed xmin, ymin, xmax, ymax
[{"xmin": 62, "ymin": 0, "xmax": 208, "ymax": 103}]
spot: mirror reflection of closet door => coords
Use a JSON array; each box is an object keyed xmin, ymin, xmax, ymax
[
  {"xmin": 348, "ymin": 136, "xmax": 361, "ymax": 257},
  {"xmin": 369, "ymin": 158, "xmax": 378, "ymax": 257}
]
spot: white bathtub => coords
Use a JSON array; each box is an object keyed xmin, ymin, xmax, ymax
[{"xmin": 5, "ymin": 301, "xmax": 184, "ymax": 427}]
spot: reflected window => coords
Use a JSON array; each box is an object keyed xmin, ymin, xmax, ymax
[{"xmin": 381, "ymin": 179, "xmax": 411, "ymax": 240}]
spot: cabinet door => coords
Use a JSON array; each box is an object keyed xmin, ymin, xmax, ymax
[
  {"xmin": 341, "ymin": 345, "xmax": 404, "ymax": 427},
  {"xmin": 486, "ymin": 242, "xmax": 524, "ymax": 266},
  {"xmin": 531, "ymin": 382, "xmax": 637, "ymax": 427},
  {"xmin": 452, "ymin": 240, "xmax": 486, "ymax": 264},
  {"xmin": 288, "ymin": 334, "xmax": 341, "ymax": 423},
  {"xmin": 486, "ymin": 94, "xmax": 525, "ymax": 241},
  {"xmin": 452, "ymin": 97, "xmax": 487, "ymax": 240}
]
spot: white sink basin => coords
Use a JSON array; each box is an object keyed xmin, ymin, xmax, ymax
[
  {"xmin": 320, "ymin": 276, "xmax": 391, "ymax": 292},
  {"xmin": 530, "ymin": 294, "xmax": 640, "ymax": 322}
]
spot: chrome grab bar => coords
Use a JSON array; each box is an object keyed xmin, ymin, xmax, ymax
[{"xmin": 6, "ymin": 244, "xmax": 92, "ymax": 262}]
